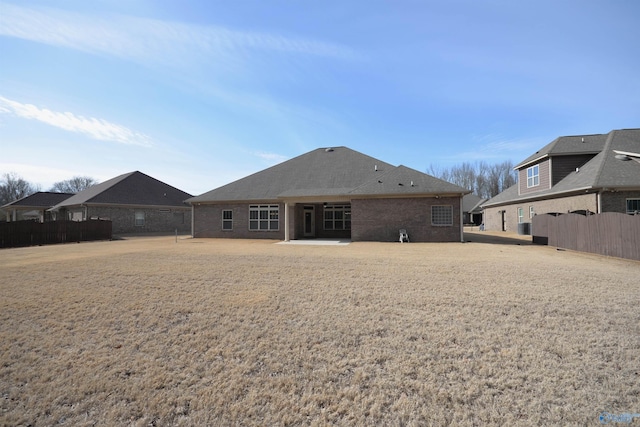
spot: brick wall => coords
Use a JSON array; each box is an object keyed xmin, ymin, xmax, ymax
[
  {"xmin": 351, "ymin": 197, "xmax": 461, "ymax": 242},
  {"xmin": 86, "ymin": 206, "xmax": 190, "ymax": 234},
  {"xmin": 192, "ymin": 203, "xmax": 285, "ymax": 240},
  {"xmin": 600, "ymin": 191, "xmax": 640, "ymax": 213},
  {"xmin": 193, "ymin": 198, "xmax": 463, "ymax": 242}
]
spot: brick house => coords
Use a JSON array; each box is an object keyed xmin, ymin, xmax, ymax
[
  {"xmin": 482, "ymin": 128, "xmax": 640, "ymax": 232},
  {"xmin": 50, "ymin": 171, "xmax": 192, "ymax": 234},
  {"xmin": 188, "ymin": 147, "xmax": 469, "ymax": 242},
  {"xmin": 2, "ymin": 192, "xmax": 74, "ymax": 222}
]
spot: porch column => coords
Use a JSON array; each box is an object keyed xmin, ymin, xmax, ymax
[{"xmin": 284, "ymin": 202, "xmax": 290, "ymax": 241}]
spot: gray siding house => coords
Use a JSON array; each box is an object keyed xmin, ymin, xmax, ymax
[
  {"xmin": 50, "ymin": 171, "xmax": 193, "ymax": 234},
  {"xmin": 188, "ymin": 147, "xmax": 469, "ymax": 242},
  {"xmin": 482, "ymin": 128, "xmax": 640, "ymax": 232}
]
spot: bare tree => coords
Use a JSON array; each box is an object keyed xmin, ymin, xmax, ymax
[
  {"xmin": 0, "ymin": 172, "xmax": 41, "ymax": 205},
  {"xmin": 49, "ymin": 176, "xmax": 98, "ymax": 193},
  {"xmin": 427, "ymin": 160, "xmax": 517, "ymax": 199},
  {"xmin": 426, "ymin": 164, "xmax": 451, "ymax": 184}
]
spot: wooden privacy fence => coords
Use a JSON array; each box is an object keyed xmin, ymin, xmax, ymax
[
  {"xmin": 0, "ymin": 220, "xmax": 112, "ymax": 248},
  {"xmin": 532, "ymin": 212, "xmax": 640, "ymax": 261}
]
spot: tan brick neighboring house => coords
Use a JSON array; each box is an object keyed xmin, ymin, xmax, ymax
[
  {"xmin": 482, "ymin": 128, "xmax": 640, "ymax": 233},
  {"xmin": 49, "ymin": 171, "xmax": 193, "ymax": 235},
  {"xmin": 188, "ymin": 147, "xmax": 469, "ymax": 242}
]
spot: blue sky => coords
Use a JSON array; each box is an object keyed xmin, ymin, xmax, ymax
[{"xmin": 1, "ymin": 0, "xmax": 638, "ymax": 195}]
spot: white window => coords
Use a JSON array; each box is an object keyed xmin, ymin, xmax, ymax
[
  {"xmin": 323, "ymin": 205, "xmax": 351, "ymax": 230},
  {"xmin": 527, "ymin": 165, "xmax": 539, "ymax": 188},
  {"xmin": 518, "ymin": 207, "xmax": 524, "ymax": 223},
  {"xmin": 249, "ymin": 205, "xmax": 279, "ymax": 231},
  {"xmin": 627, "ymin": 199, "xmax": 640, "ymax": 214},
  {"xmin": 71, "ymin": 211, "xmax": 83, "ymax": 221},
  {"xmin": 222, "ymin": 210, "xmax": 233, "ymax": 230},
  {"xmin": 431, "ymin": 205, "xmax": 453, "ymax": 226},
  {"xmin": 529, "ymin": 206, "xmax": 535, "ymax": 219},
  {"xmin": 134, "ymin": 211, "xmax": 145, "ymax": 227}
]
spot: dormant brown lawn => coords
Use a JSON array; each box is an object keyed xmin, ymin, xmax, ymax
[{"xmin": 1, "ymin": 233, "xmax": 638, "ymax": 426}]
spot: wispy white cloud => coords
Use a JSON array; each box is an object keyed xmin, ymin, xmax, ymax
[
  {"xmin": 442, "ymin": 134, "xmax": 542, "ymax": 162},
  {"xmin": 0, "ymin": 3, "xmax": 359, "ymax": 65},
  {"xmin": 0, "ymin": 3, "xmax": 358, "ymax": 141},
  {"xmin": 0, "ymin": 96, "xmax": 151, "ymax": 147},
  {"xmin": 484, "ymin": 138, "xmax": 537, "ymax": 153},
  {"xmin": 251, "ymin": 151, "xmax": 289, "ymax": 165}
]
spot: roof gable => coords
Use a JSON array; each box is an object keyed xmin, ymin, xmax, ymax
[
  {"xmin": 189, "ymin": 147, "xmax": 467, "ymax": 203},
  {"xmin": 53, "ymin": 171, "xmax": 193, "ymax": 208},
  {"xmin": 515, "ymin": 133, "xmax": 608, "ymax": 169},
  {"xmin": 189, "ymin": 147, "xmax": 396, "ymax": 202}
]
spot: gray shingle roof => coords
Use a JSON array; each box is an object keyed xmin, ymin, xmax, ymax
[
  {"xmin": 349, "ymin": 165, "xmax": 468, "ymax": 196},
  {"xmin": 189, "ymin": 147, "xmax": 467, "ymax": 203},
  {"xmin": 514, "ymin": 133, "xmax": 608, "ymax": 169},
  {"xmin": 462, "ymin": 194, "xmax": 483, "ymax": 212},
  {"xmin": 483, "ymin": 129, "xmax": 640, "ymax": 207},
  {"xmin": 52, "ymin": 171, "xmax": 193, "ymax": 209},
  {"xmin": 1, "ymin": 192, "xmax": 74, "ymax": 209}
]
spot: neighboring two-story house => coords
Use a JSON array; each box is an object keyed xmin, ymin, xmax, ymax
[{"xmin": 482, "ymin": 128, "xmax": 640, "ymax": 232}]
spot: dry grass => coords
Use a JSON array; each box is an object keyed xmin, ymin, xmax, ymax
[{"xmin": 1, "ymin": 233, "xmax": 638, "ymax": 426}]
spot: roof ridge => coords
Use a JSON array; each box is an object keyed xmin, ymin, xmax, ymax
[{"xmin": 592, "ymin": 130, "xmax": 616, "ymax": 186}]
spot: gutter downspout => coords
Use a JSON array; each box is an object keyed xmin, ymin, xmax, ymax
[
  {"xmin": 596, "ymin": 190, "xmax": 603, "ymax": 214},
  {"xmin": 460, "ymin": 195, "xmax": 464, "ymax": 242}
]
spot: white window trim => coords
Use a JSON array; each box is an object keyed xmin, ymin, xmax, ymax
[
  {"xmin": 517, "ymin": 207, "xmax": 524, "ymax": 224},
  {"xmin": 249, "ymin": 205, "xmax": 279, "ymax": 231},
  {"xmin": 222, "ymin": 209, "xmax": 233, "ymax": 230},
  {"xmin": 529, "ymin": 206, "xmax": 535, "ymax": 219},
  {"xmin": 527, "ymin": 165, "xmax": 539, "ymax": 188},
  {"xmin": 626, "ymin": 198, "xmax": 640, "ymax": 214}
]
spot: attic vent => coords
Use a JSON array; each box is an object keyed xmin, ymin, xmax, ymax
[
  {"xmin": 582, "ymin": 137, "xmax": 585, "ymax": 143},
  {"xmin": 325, "ymin": 147, "xmax": 334, "ymax": 152}
]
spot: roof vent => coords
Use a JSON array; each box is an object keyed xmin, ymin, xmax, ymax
[
  {"xmin": 581, "ymin": 137, "xmax": 585, "ymax": 143},
  {"xmin": 375, "ymin": 164, "xmax": 378, "ymax": 171},
  {"xmin": 411, "ymin": 181, "xmax": 414, "ymax": 187},
  {"xmin": 325, "ymin": 147, "xmax": 334, "ymax": 152}
]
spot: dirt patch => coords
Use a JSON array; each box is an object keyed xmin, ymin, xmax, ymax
[{"xmin": 1, "ymin": 236, "xmax": 638, "ymax": 426}]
